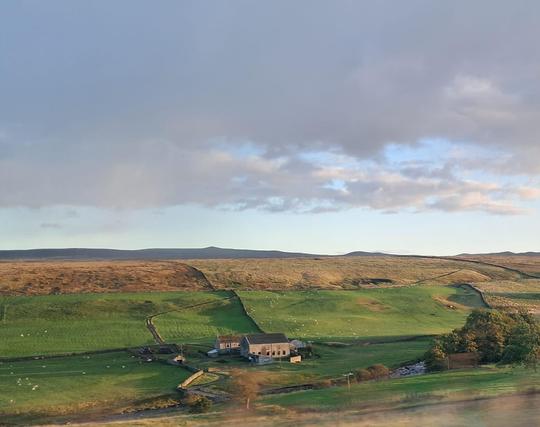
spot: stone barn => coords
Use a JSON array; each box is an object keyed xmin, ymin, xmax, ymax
[
  {"xmin": 214, "ymin": 335, "xmax": 241, "ymax": 354},
  {"xmin": 240, "ymin": 333, "xmax": 290, "ymax": 359}
]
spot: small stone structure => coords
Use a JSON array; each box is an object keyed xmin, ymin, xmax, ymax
[
  {"xmin": 214, "ymin": 335, "xmax": 241, "ymax": 354},
  {"xmin": 290, "ymin": 355, "xmax": 302, "ymax": 364}
]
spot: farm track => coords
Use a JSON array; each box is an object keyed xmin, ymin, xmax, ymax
[{"xmin": 145, "ymin": 317, "xmax": 165, "ymax": 345}]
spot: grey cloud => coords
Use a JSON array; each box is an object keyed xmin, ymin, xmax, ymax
[
  {"xmin": 0, "ymin": 1, "xmax": 539, "ymax": 213},
  {"xmin": 40, "ymin": 222, "xmax": 62, "ymax": 229}
]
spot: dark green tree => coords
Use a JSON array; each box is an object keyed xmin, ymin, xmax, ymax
[{"xmin": 425, "ymin": 308, "xmax": 540, "ymax": 370}]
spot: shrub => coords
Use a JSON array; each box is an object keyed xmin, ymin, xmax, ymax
[
  {"xmin": 425, "ymin": 340, "xmax": 448, "ymax": 371},
  {"xmin": 367, "ymin": 364, "xmax": 390, "ymax": 379},
  {"xmin": 355, "ymin": 364, "xmax": 390, "ymax": 382},
  {"xmin": 354, "ymin": 368, "xmax": 372, "ymax": 382},
  {"xmin": 183, "ymin": 394, "xmax": 212, "ymax": 413}
]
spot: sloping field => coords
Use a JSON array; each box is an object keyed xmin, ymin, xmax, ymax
[
  {"xmin": 265, "ymin": 366, "xmax": 540, "ymax": 411},
  {"xmin": 0, "ymin": 256, "xmax": 520, "ymax": 296},
  {"xmin": 456, "ymin": 255, "xmax": 540, "ymax": 277},
  {"xmin": 0, "ymin": 291, "xmax": 250, "ymax": 357},
  {"xmin": 0, "ymin": 260, "xmax": 212, "ymax": 295},
  {"xmin": 190, "ymin": 256, "xmax": 517, "ymax": 290},
  {"xmin": 237, "ymin": 285, "xmax": 485, "ymax": 340},
  {"xmin": 474, "ymin": 279, "xmax": 540, "ymax": 315},
  {"xmin": 0, "ymin": 351, "xmax": 190, "ymax": 423},
  {"xmin": 152, "ymin": 297, "xmax": 260, "ymax": 344}
]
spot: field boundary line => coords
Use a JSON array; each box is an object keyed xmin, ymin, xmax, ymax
[
  {"xmin": 410, "ymin": 269, "xmax": 464, "ymax": 286},
  {"xmin": 145, "ymin": 293, "xmax": 239, "ymax": 345},
  {"xmin": 0, "ymin": 347, "xmax": 135, "ymax": 363},
  {"xmin": 396, "ymin": 255, "xmax": 540, "ymax": 279},
  {"xmin": 165, "ymin": 260, "xmax": 216, "ymax": 291},
  {"xmin": 230, "ymin": 290, "xmax": 265, "ymax": 333}
]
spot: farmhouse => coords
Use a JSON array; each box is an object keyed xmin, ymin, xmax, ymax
[
  {"xmin": 240, "ymin": 333, "xmax": 290, "ymax": 359},
  {"xmin": 214, "ymin": 335, "xmax": 241, "ymax": 354}
]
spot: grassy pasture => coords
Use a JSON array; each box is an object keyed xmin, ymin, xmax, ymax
[
  {"xmin": 264, "ymin": 366, "xmax": 540, "ymax": 410},
  {"xmin": 0, "ymin": 291, "xmax": 253, "ymax": 357},
  {"xmin": 0, "ymin": 286, "xmax": 480, "ymax": 358},
  {"xmin": 0, "ymin": 351, "xmax": 191, "ymax": 422},
  {"xmin": 237, "ymin": 285, "xmax": 485, "ymax": 341},
  {"xmin": 153, "ymin": 298, "xmax": 260, "ymax": 345}
]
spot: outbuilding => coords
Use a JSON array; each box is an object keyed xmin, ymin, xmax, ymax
[{"xmin": 214, "ymin": 335, "xmax": 241, "ymax": 354}]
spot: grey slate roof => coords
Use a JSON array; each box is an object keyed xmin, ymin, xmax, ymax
[{"xmin": 244, "ymin": 333, "xmax": 288, "ymax": 344}]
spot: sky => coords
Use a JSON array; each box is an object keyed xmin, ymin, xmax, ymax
[{"xmin": 1, "ymin": 0, "xmax": 540, "ymax": 255}]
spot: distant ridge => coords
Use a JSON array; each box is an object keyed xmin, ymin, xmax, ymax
[
  {"xmin": 457, "ymin": 251, "xmax": 540, "ymax": 257},
  {"xmin": 0, "ymin": 246, "xmax": 325, "ymax": 261},
  {"xmin": 343, "ymin": 250, "xmax": 388, "ymax": 257},
  {"xmin": 1, "ymin": 247, "xmax": 537, "ymax": 261}
]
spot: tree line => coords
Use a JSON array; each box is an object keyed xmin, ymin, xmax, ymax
[{"xmin": 425, "ymin": 308, "xmax": 540, "ymax": 371}]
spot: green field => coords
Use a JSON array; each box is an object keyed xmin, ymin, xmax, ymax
[
  {"xmin": 0, "ymin": 286, "xmax": 483, "ymax": 357},
  {"xmin": 0, "ymin": 351, "xmax": 191, "ymax": 423},
  {"xmin": 238, "ymin": 285, "xmax": 485, "ymax": 340},
  {"xmin": 153, "ymin": 297, "xmax": 260, "ymax": 345},
  {"xmin": 264, "ymin": 366, "xmax": 540, "ymax": 410},
  {"xmin": 0, "ymin": 291, "xmax": 253, "ymax": 357},
  {"xmin": 0, "ymin": 284, "xmax": 509, "ymax": 424},
  {"xmin": 0, "ymin": 286, "xmax": 481, "ymax": 357}
]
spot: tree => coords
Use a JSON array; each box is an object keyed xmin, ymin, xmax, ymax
[
  {"xmin": 501, "ymin": 322, "xmax": 540, "ymax": 369},
  {"xmin": 425, "ymin": 308, "xmax": 540, "ymax": 370},
  {"xmin": 462, "ymin": 310, "xmax": 510, "ymax": 362},
  {"xmin": 229, "ymin": 370, "xmax": 261, "ymax": 410},
  {"xmin": 424, "ymin": 339, "xmax": 447, "ymax": 371}
]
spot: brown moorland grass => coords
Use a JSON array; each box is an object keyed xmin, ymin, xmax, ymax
[
  {"xmin": 0, "ymin": 256, "xmax": 525, "ymax": 296},
  {"xmin": 0, "ymin": 260, "xmax": 213, "ymax": 295},
  {"xmin": 189, "ymin": 256, "xmax": 515, "ymax": 290},
  {"xmin": 456, "ymin": 255, "xmax": 540, "ymax": 276},
  {"xmin": 474, "ymin": 279, "xmax": 540, "ymax": 314}
]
